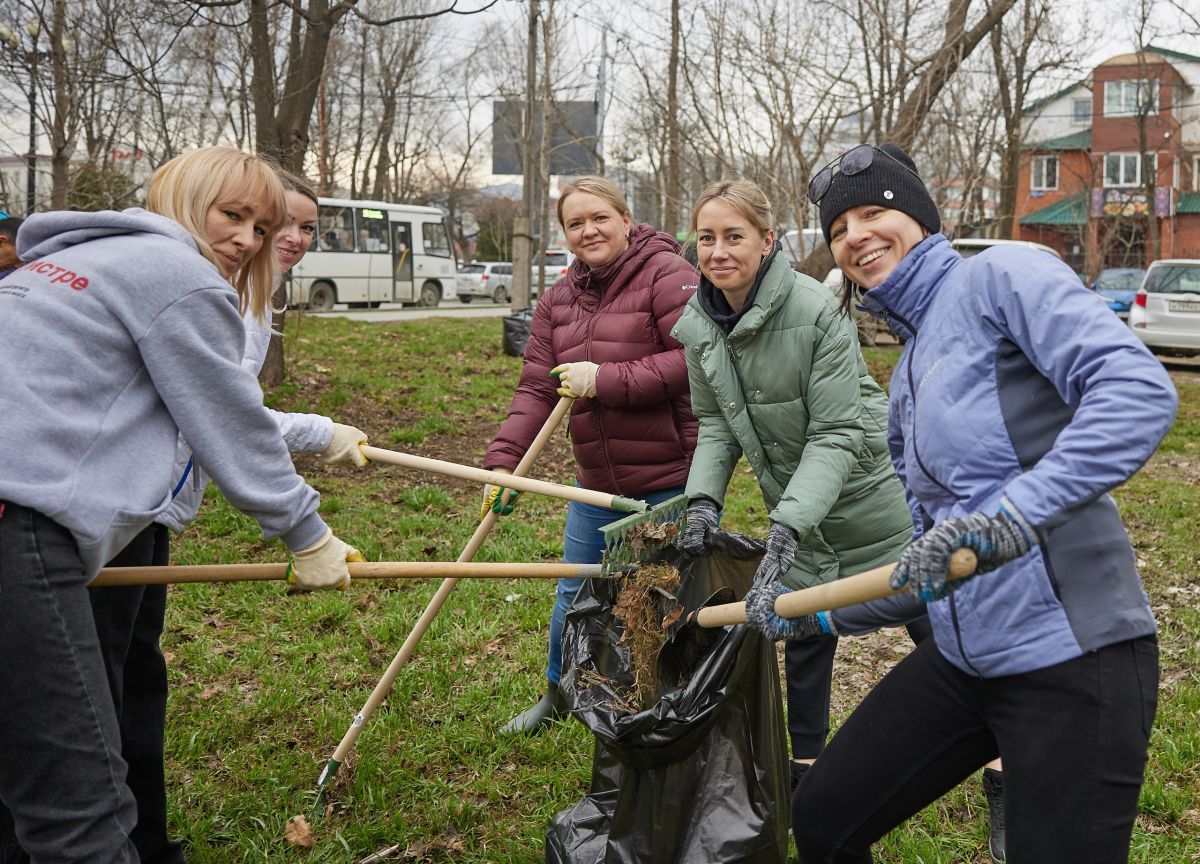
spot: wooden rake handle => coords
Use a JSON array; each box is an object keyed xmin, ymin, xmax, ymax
[
  {"xmin": 694, "ymin": 548, "xmax": 978, "ymax": 628},
  {"xmin": 360, "ymin": 445, "xmax": 647, "ymax": 513},
  {"xmin": 313, "ymin": 396, "xmax": 577, "ymax": 809},
  {"xmin": 90, "ymin": 561, "xmax": 603, "ymax": 587}
]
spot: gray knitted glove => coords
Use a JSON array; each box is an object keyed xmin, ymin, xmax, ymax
[
  {"xmin": 678, "ymin": 497, "xmax": 720, "ymax": 556},
  {"xmin": 889, "ymin": 507, "xmax": 1035, "ymax": 602},
  {"xmin": 744, "ymin": 522, "xmax": 827, "ymax": 641}
]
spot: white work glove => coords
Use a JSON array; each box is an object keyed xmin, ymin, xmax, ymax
[
  {"xmin": 320, "ymin": 423, "xmax": 369, "ymax": 467},
  {"xmin": 286, "ymin": 529, "xmax": 363, "ymax": 590},
  {"xmin": 481, "ymin": 466, "xmax": 520, "ymax": 520},
  {"xmin": 550, "ymin": 361, "xmax": 599, "ymax": 399}
]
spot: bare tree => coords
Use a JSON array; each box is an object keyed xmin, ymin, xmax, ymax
[
  {"xmin": 922, "ymin": 69, "xmax": 1003, "ymax": 238},
  {"xmin": 990, "ymin": 0, "xmax": 1082, "ymax": 238}
]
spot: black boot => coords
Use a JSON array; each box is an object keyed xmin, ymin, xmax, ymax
[
  {"xmin": 500, "ymin": 685, "xmax": 568, "ymax": 736},
  {"xmin": 982, "ymin": 767, "xmax": 1006, "ymax": 863}
]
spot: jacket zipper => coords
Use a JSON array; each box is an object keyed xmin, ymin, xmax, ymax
[
  {"xmin": 583, "ymin": 297, "xmax": 623, "ymax": 497},
  {"xmin": 890, "ymin": 306, "xmax": 982, "ymax": 676}
]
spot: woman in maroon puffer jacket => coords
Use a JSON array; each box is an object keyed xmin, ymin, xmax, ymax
[{"xmin": 484, "ymin": 175, "xmax": 699, "ymax": 734}]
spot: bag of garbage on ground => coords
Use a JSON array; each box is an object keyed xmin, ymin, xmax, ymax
[
  {"xmin": 502, "ymin": 306, "xmax": 535, "ymax": 357},
  {"xmin": 546, "ymin": 529, "xmax": 789, "ymax": 864}
]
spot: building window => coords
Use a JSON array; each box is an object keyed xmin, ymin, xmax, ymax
[
  {"xmin": 1105, "ymin": 153, "xmax": 1155, "ymax": 188},
  {"xmin": 1031, "ymin": 156, "xmax": 1059, "ymax": 191},
  {"xmin": 1104, "ymin": 79, "xmax": 1157, "ymax": 116},
  {"xmin": 1072, "ymin": 98, "xmax": 1091, "ymax": 124}
]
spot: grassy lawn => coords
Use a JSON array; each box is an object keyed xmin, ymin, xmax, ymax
[{"xmin": 164, "ymin": 316, "xmax": 1200, "ymax": 862}]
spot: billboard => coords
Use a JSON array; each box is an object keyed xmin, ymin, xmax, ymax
[{"xmin": 492, "ymin": 100, "xmax": 599, "ymax": 176}]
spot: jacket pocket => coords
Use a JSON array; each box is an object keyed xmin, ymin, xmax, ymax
[{"xmin": 783, "ymin": 526, "xmax": 840, "ymax": 590}]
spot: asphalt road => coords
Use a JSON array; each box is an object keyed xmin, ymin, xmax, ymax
[{"xmin": 300, "ymin": 297, "xmax": 518, "ymax": 323}]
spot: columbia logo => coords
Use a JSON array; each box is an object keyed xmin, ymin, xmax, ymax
[{"xmin": 682, "ymin": 283, "xmax": 698, "ymax": 291}]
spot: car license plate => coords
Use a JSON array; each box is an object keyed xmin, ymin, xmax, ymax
[{"xmin": 1168, "ymin": 301, "xmax": 1200, "ymax": 313}]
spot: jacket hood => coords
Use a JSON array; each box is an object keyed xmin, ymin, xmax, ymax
[
  {"xmin": 564, "ymin": 223, "xmax": 681, "ymax": 299},
  {"xmin": 17, "ymin": 208, "xmax": 198, "ymax": 263},
  {"xmin": 860, "ymin": 233, "xmax": 958, "ymax": 339}
]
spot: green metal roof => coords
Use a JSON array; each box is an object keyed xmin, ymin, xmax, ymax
[
  {"xmin": 1022, "ymin": 130, "xmax": 1091, "ymax": 151},
  {"xmin": 1178, "ymin": 192, "xmax": 1200, "ymax": 214},
  {"xmin": 1144, "ymin": 44, "xmax": 1200, "ymax": 65},
  {"xmin": 1020, "ymin": 193, "xmax": 1089, "ymax": 227},
  {"xmin": 1024, "ymin": 80, "xmax": 1091, "ymax": 114}
]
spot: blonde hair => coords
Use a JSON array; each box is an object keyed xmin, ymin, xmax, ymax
[
  {"xmin": 689, "ymin": 177, "xmax": 774, "ymax": 237},
  {"xmin": 146, "ymin": 147, "xmax": 286, "ymax": 322},
  {"xmin": 556, "ymin": 175, "xmax": 631, "ymax": 227},
  {"xmin": 277, "ymin": 168, "xmax": 318, "ymax": 208}
]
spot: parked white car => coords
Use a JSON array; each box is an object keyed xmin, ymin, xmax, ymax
[
  {"xmin": 1129, "ymin": 259, "xmax": 1200, "ymax": 356},
  {"xmin": 456, "ymin": 262, "xmax": 512, "ymax": 304},
  {"xmin": 531, "ymin": 249, "xmax": 573, "ymax": 297},
  {"xmin": 950, "ymin": 237, "xmax": 1062, "ymax": 259}
]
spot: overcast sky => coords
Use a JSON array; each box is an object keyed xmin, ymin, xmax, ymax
[{"xmin": 0, "ymin": 0, "xmax": 1197, "ymax": 180}]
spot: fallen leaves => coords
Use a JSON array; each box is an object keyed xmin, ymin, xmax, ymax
[{"xmin": 284, "ymin": 814, "xmax": 315, "ymax": 848}]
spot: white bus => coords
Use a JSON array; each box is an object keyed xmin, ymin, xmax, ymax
[{"xmin": 287, "ymin": 197, "xmax": 458, "ymax": 310}]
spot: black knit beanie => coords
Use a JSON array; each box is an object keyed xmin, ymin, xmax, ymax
[{"xmin": 818, "ymin": 143, "xmax": 940, "ymax": 243}]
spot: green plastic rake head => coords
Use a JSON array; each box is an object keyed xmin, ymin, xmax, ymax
[{"xmin": 600, "ymin": 493, "xmax": 689, "ymax": 575}]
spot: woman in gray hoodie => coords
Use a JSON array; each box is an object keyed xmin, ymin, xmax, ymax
[{"xmin": 0, "ymin": 147, "xmax": 360, "ymax": 864}]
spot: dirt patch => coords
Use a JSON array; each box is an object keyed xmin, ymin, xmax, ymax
[{"xmin": 1145, "ymin": 451, "xmax": 1200, "ymax": 485}]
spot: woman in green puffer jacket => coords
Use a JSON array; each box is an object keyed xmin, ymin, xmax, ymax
[{"xmin": 671, "ymin": 177, "xmax": 919, "ymax": 788}]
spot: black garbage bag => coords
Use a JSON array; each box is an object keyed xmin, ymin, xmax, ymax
[
  {"xmin": 502, "ymin": 307, "xmax": 536, "ymax": 356},
  {"xmin": 546, "ymin": 530, "xmax": 789, "ymax": 864}
]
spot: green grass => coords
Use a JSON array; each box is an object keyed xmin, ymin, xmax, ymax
[{"xmin": 161, "ymin": 318, "xmax": 1200, "ymax": 861}]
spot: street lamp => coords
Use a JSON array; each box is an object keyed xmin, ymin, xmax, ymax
[{"xmin": 0, "ymin": 20, "xmax": 50, "ymax": 216}]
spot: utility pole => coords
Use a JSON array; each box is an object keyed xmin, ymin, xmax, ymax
[
  {"xmin": 512, "ymin": 0, "xmax": 538, "ymax": 310},
  {"xmin": 596, "ymin": 28, "xmax": 607, "ymax": 176},
  {"xmin": 26, "ymin": 43, "xmax": 38, "ymax": 215},
  {"xmin": 664, "ymin": 0, "xmax": 681, "ymax": 235},
  {"xmin": 536, "ymin": 0, "xmax": 554, "ymax": 300}
]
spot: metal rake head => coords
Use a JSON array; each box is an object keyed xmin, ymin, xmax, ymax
[{"xmin": 600, "ymin": 493, "xmax": 689, "ymax": 576}]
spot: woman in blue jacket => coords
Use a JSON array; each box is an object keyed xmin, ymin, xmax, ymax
[{"xmin": 788, "ymin": 143, "xmax": 1177, "ymax": 863}]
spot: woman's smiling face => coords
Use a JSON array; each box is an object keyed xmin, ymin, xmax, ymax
[
  {"xmin": 560, "ymin": 190, "xmax": 631, "ymax": 269},
  {"xmin": 694, "ymin": 198, "xmax": 774, "ymax": 304},
  {"xmin": 829, "ymin": 205, "xmax": 925, "ymax": 289}
]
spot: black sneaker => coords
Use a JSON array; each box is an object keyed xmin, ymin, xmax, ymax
[{"xmin": 982, "ymin": 768, "xmax": 1006, "ymax": 863}]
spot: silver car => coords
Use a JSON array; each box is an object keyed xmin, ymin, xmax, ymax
[
  {"xmin": 1129, "ymin": 259, "xmax": 1200, "ymax": 356},
  {"xmin": 456, "ymin": 262, "xmax": 512, "ymax": 304}
]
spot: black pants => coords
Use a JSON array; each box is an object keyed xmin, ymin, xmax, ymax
[
  {"xmin": 89, "ymin": 524, "xmax": 186, "ymax": 864},
  {"xmin": 791, "ymin": 635, "xmax": 1158, "ymax": 863},
  {"xmin": 0, "ymin": 504, "xmax": 139, "ymax": 864},
  {"xmin": 785, "ymin": 617, "xmax": 931, "ymax": 759}
]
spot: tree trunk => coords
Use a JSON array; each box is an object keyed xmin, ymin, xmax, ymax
[
  {"xmin": 887, "ymin": 0, "xmax": 1020, "ymax": 150},
  {"xmin": 664, "ymin": 0, "xmax": 681, "ymax": 236}
]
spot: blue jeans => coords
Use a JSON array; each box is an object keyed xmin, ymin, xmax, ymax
[
  {"xmin": 547, "ymin": 486, "xmax": 684, "ymax": 686},
  {"xmin": 0, "ymin": 503, "xmax": 139, "ymax": 864}
]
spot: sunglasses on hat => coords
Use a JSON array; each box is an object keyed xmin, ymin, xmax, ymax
[{"xmin": 807, "ymin": 144, "xmax": 922, "ymax": 205}]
